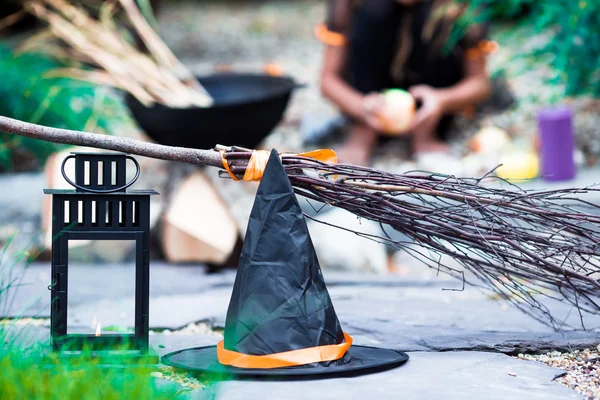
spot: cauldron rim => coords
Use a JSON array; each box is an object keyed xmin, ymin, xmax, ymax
[
  {"xmin": 125, "ymin": 72, "xmax": 298, "ymax": 111},
  {"xmin": 124, "ymin": 72, "xmax": 300, "ymax": 150}
]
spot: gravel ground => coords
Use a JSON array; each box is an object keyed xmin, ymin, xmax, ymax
[
  {"xmin": 153, "ymin": 366, "xmax": 207, "ymax": 391},
  {"xmin": 150, "ymin": 321, "xmax": 223, "ymax": 337},
  {"xmin": 0, "ymin": 317, "xmax": 48, "ymax": 327},
  {"xmin": 152, "ymin": 321, "xmax": 223, "ymax": 391},
  {"xmin": 519, "ymin": 347, "xmax": 600, "ymax": 399}
]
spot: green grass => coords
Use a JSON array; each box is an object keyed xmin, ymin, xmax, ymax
[
  {"xmin": 0, "ymin": 235, "xmax": 212, "ymax": 399},
  {"xmin": 0, "ymin": 236, "xmax": 183, "ymax": 400},
  {"xmin": 0, "ymin": 233, "xmax": 36, "ymax": 319},
  {"xmin": 0, "ymin": 345, "xmax": 185, "ymax": 400}
]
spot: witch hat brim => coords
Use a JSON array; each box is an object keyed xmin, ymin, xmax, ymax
[
  {"xmin": 162, "ymin": 149, "xmax": 408, "ymax": 378},
  {"xmin": 161, "ymin": 344, "xmax": 408, "ymax": 379}
]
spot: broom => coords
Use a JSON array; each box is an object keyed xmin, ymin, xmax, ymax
[{"xmin": 2, "ymin": 115, "xmax": 600, "ymax": 330}]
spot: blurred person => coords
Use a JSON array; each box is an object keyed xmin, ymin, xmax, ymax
[{"xmin": 317, "ymin": 0, "xmax": 492, "ymax": 166}]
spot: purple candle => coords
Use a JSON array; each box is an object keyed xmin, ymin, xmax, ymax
[{"xmin": 538, "ymin": 106, "xmax": 575, "ymax": 181}]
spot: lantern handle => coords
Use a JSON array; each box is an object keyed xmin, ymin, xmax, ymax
[{"xmin": 61, "ymin": 155, "xmax": 141, "ymax": 193}]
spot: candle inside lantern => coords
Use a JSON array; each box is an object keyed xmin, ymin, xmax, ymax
[{"xmin": 538, "ymin": 106, "xmax": 575, "ymax": 181}]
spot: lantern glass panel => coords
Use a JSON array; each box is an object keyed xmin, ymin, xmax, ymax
[{"xmin": 67, "ymin": 239, "xmax": 136, "ymax": 335}]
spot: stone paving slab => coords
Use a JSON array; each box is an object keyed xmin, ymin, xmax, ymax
[
  {"xmin": 347, "ymin": 325, "xmax": 600, "ymax": 354},
  {"xmin": 7, "ymin": 264, "xmax": 600, "ymax": 355},
  {"xmin": 2, "ymin": 262, "xmax": 236, "ymax": 318},
  {"xmin": 2, "ymin": 263, "xmax": 451, "ymax": 318},
  {"xmin": 1, "ymin": 324, "xmax": 50, "ymax": 349},
  {"xmin": 193, "ymin": 351, "xmax": 579, "ymax": 400},
  {"xmin": 333, "ymin": 286, "xmax": 600, "ymax": 333},
  {"xmin": 67, "ymin": 278, "xmax": 596, "ymax": 332},
  {"xmin": 147, "ymin": 326, "xmax": 600, "ymax": 356},
  {"xmin": 1, "ymin": 325, "xmax": 220, "ymax": 355},
  {"xmin": 0, "ymin": 173, "xmax": 44, "ymax": 221},
  {"xmin": 70, "ymin": 284, "xmax": 600, "ymax": 353},
  {"xmin": 147, "ymin": 330, "xmax": 600, "ymax": 360},
  {"xmin": 151, "ymin": 334, "xmax": 221, "ymax": 358},
  {"xmin": 69, "ymin": 289, "xmax": 233, "ymax": 331},
  {"xmin": 7, "ymin": 322, "xmax": 598, "ymax": 362},
  {"xmin": 2, "ymin": 328, "xmax": 580, "ymax": 400}
]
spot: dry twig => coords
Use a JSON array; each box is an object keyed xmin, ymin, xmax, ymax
[
  {"xmin": 0, "ymin": 10, "xmax": 26, "ymax": 31},
  {"xmin": 21, "ymin": 0, "xmax": 213, "ymax": 108}
]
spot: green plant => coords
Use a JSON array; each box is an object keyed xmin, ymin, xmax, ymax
[
  {"xmin": 0, "ymin": 233, "xmax": 39, "ymax": 318},
  {"xmin": 0, "ymin": 45, "xmax": 128, "ymax": 171},
  {"xmin": 455, "ymin": 0, "xmax": 600, "ymax": 97},
  {"xmin": 0, "ymin": 236, "xmax": 207, "ymax": 399},
  {"xmin": 0, "ymin": 343, "xmax": 186, "ymax": 400}
]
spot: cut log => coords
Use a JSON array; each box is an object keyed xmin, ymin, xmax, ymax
[{"xmin": 161, "ymin": 171, "xmax": 239, "ymax": 264}]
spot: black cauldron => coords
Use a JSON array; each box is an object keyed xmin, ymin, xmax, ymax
[{"xmin": 126, "ymin": 73, "xmax": 300, "ymax": 150}]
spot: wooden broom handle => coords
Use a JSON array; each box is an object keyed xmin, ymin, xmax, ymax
[{"xmin": 0, "ymin": 116, "xmax": 223, "ymax": 168}]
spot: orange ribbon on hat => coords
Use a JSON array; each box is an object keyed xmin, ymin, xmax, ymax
[
  {"xmin": 221, "ymin": 149, "xmax": 338, "ymax": 182},
  {"xmin": 217, "ymin": 332, "xmax": 353, "ymax": 369}
]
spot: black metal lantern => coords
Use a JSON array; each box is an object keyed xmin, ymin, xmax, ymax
[{"xmin": 44, "ymin": 152, "xmax": 158, "ymax": 361}]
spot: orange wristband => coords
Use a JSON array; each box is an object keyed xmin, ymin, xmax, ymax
[
  {"xmin": 466, "ymin": 40, "xmax": 499, "ymax": 60},
  {"xmin": 315, "ymin": 23, "xmax": 347, "ymax": 47}
]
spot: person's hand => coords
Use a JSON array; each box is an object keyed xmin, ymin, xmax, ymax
[
  {"xmin": 409, "ymin": 85, "xmax": 444, "ymax": 137},
  {"xmin": 360, "ymin": 92, "xmax": 386, "ymax": 132}
]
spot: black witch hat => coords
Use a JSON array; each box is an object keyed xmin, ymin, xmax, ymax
[{"xmin": 162, "ymin": 150, "xmax": 408, "ymax": 378}]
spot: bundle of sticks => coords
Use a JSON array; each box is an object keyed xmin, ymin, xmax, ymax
[
  {"xmin": 2, "ymin": 116, "xmax": 600, "ymax": 330},
  {"xmin": 19, "ymin": 0, "xmax": 212, "ymax": 108}
]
